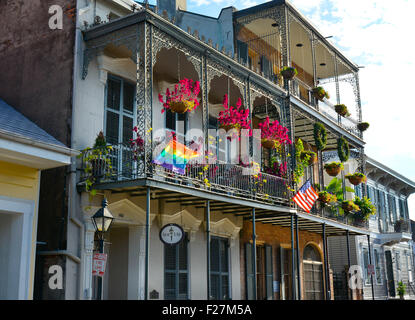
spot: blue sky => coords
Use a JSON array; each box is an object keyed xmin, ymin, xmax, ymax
[{"xmin": 147, "ymin": 0, "xmax": 415, "ymax": 218}]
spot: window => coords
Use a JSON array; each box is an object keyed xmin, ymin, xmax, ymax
[
  {"xmin": 373, "ymin": 249, "xmax": 382, "ymax": 285},
  {"xmin": 164, "ymin": 234, "xmax": 189, "ymax": 300},
  {"xmin": 407, "ymin": 252, "xmax": 413, "ymax": 283},
  {"xmin": 237, "ymin": 40, "xmax": 248, "ymax": 65},
  {"xmin": 210, "ymin": 237, "xmax": 230, "ymax": 300},
  {"xmin": 362, "ymin": 247, "xmax": 370, "ymax": 285},
  {"xmin": 303, "ymin": 245, "xmax": 324, "ymax": 300},
  {"xmin": 388, "ymin": 195, "xmax": 397, "ymax": 223},
  {"xmin": 105, "ymin": 76, "xmax": 136, "ymax": 145},
  {"xmin": 166, "ymin": 110, "xmax": 188, "ymax": 143},
  {"xmin": 395, "ymin": 251, "xmax": 402, "ymax": 282}
]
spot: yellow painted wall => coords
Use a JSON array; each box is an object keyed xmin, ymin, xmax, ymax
[{"xmin": 0, "ymin": 160, "xmax": 40, "ymax": 300}]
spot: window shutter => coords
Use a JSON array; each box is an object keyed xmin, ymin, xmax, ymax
[
  {"xmin": 237, "ymin": 40, "xmax": 248, "ymax": 65},
  {"xmin": 265, "ymin": 245, "xmax": 274, "ymax": 300},
  {"xmin": 245, "ymin": 243, "xmax": 255, "ymax": 300},
  {"xmin": 260, "ymin": 56, "xmax": 271, "ymax": 78}
]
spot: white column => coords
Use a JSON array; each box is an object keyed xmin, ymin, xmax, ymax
[
  {"xmin": 128, "ymin": 225, "xmax": 146, "ymax": 300},
  {"xmin": 82, "ymin": 220, "xmax": 95, "ymax": 300}
]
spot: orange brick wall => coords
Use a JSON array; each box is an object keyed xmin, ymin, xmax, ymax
[{"xmin": 240, "ymin": 220, "xmax": 331, "ymax": 300}]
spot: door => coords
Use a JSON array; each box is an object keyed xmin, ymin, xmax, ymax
[
  {"xmin": 280, "ymin": 247, "xmax": 296, "ymax": 300},
  {"xmin": 385, "ymin": 250, "xmax": 395, "ymax": 297},
  {"xmin": 303, "ymin": 244, "xmax": 324, "ymax": 300}
]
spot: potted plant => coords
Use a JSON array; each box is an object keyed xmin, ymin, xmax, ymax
[
  {"xmin": 324, "ymin": 162, "xmax": 344, "ymax": 176},
  {"xmin": 397, "ymin": 281, "xmax": 406, "ymax": 300},
  {"xmin": 300, "ymin": 150, "xmax": 317, "ymax": 166},
  {"xmin": 318, "ymin": 191, "xmax": 337, "ymax": 204},
  {"xmin": 312, "ymin": 86, "xmax": 329, "ymax": 101},
  {"xmin": 345, "ymin": 172, "xmax": 367, "ymax": 186},
  {"xmin": 357, "ymin": 122, "xmax": 370, "ymax": 132},
  {"xmin": 334, "ymin": 104, "xmax": 351, "ymax": 117},
  {"xmin": 352, "ymin": 196, "xmax": 376, "ymax": 222},
  {"xmin": 264, "ymin": 157, "xmax": 288, "ymax": 178},
  {"xmin": 342, "ymin": 200, "xmax": 360, "ymax": 213},
  {"xmin": 280, "ymin": 66, "xmax": 298, "ymax": 80},
  {"xmin": 158, "ymin": 78, "xmax": 200, "ymax": 114},
  {"xmin": 78, "ymin": 131, "xmax": 113, "ymax": 196},
  {"xmin": 218, "ymin": 94, "xmax": 251, "ymax": 136},
  {"xmin": 258, "ymin": 116, "xmax": 292, "ymax": 149}
]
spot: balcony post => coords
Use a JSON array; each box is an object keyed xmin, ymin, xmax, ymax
[
  {"xmin": 291, "ymin": 214, "xmax": 296, "ymax": 300},
  {"xmin": 310, "ymin": 33, "xmax": 318, "ymax": 110},
  {"xmin": 346, "ymin": 230, "xmax": 352, "ymax": 300},
  {"xmin": 252, "ymin": 207, "xmax": 257, "ymax": 300},
  {"xmin": 367, "ymin": 235, "xmax": 375, "ymax": 300},
  {"xmin": 144, "ymin": 186, "xmax": 150, "ymax": 300},
  {"xmin": 322, "ymin": 223, "xmax": 329, "ymax": 300},
  {"xmin": 295, "ymin": 214, "xmax": 302, "ymax": 299},
  {"xmin": 206, "ymin": 200, "xmax": 211, "ymax": 300}
]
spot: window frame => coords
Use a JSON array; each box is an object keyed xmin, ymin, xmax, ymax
[
  {"xmin": 104, "ymin": 74, "xmax": 137, "ymax": 145},
  {"xmin": 373, "ymin": 248, "xmax": 382, "ymax": 285},
  {"xmin": 210, "ymin": 236, "xmax": 231, "ymax": 300},
  {"xmin": 362, "ymin": 247, "xmax": 370, "ymax": 286}
]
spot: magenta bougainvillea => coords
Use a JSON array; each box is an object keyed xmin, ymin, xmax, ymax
[
  {"xmin": 258, "ymin": 116, "xmax": 292, "ymax": 146},
  {"xmin": 131, "ymin": 126, "xmax": 145, "ymax": 160},
  {"xmin": 158, "ymin": 78, "xmax": 201, "ymax": 114},
  {"xmin": 265, "ymin": 160, "xmax": 288, "ymax": 178},
  {"xmin": 218, "ymin": 94, "xmax": 251, "ymax": 135}
]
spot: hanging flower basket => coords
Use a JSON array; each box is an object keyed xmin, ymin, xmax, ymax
[
  {"xmin": 357, "ymin": 122, "xmax": 370, "ymax": 132},
  {"xmin": 342, "ymin": 200, "xmax": 360, "ymax": 213},
  {"xmin": 312, "ymin": 87, "xmax": 330, "ymax": 101},
  {"xmin": 334, "ymin": 104, "xmax": 350, "ymax": 117},
  {"xmin": 318, "ymin": 191, "xmax": 337, "ymax": 204},
  {"xmin": 258, "ymin": 116, "xmax": 291, "ymax": 150},
  {"xmin": 324, "ymin": 162, "xmax": 344, "ymax": 176},
  {"xmin": 300, "ymin": 150, "xmax": 317, "ymax": 166},
  {"xmin": 159, "ymin": 78, "xmax": 200, "ymax": 114},
  {"xmin": 218, "ymin": 94, "xmax": 251, "ymax": 138},
  {"xmin": 346, "ymin": 172, "xmax": 366, "ymax": 186},
  {"xmin": 280, "ymin": 66, "xmax": 298, "ymax": 80}
]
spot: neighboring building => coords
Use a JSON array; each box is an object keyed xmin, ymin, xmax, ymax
[
  {"xmin": 329, "ymin": 156, "xmax": 415, "ymax": 300},
  {"xmin": 0, "ymin": 99, "xmax": 75, "ymax": 299}
]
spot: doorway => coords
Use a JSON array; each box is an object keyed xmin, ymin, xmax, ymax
[
  {"xmin": 385, "ymin": 250, "xmax": 395, "ymax": 297},
  {"xmin": 303, "ymin": 244, "xmax": 324, "ymax": 300},
  {"xmin": 280, "ymin": 247, "xmax": 296, "ymax": 300}
]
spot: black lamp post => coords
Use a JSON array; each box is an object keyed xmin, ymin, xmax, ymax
[{"xmin": 92, "ymin": 198, "xmax": 114, "ymax": 300}]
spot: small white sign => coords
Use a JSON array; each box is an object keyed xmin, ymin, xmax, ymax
[
  {"xmin": 159, "ymin": 224, "xmax": 184, "ymax": 245},
  {"xmin": 92, "ymin": 253, "xmax": 107, "ymax": 277}
]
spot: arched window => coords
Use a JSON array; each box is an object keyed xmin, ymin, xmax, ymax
[{"xmin": 303, "ymin": 244, "xmax": 324, "ymax": 300}]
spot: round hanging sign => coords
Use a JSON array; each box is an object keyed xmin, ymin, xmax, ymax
[{"xmin": 159, "ymin": 223, "xmax": 184, "ymax": 245}]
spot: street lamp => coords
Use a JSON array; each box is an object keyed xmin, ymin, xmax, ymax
[{"xmin": 92, "ymin": 198, "xmax": 114, "ymax": 300}]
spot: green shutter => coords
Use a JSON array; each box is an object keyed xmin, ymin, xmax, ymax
[
  {"xmin": 245, "ymin": 243, "xmax": 255, "ymax": 300},
  {"xmin": 265, "ymin": 245, "xmax": 274, "ymax": 300}
]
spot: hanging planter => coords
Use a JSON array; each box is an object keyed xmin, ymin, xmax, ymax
[
  {"xmin": 346, "ymin": 172, "xmax": 366, "ymax": 186},
  {"xmin": 357, "ymin": 122, "xmax": 370, "ymax": 132},
  {"xmin": 324, "ymin": 162, "xmax": 344, "ymax": 176},
  {"xmin": 313, "ymin": 122, "xmax": 327, "ymax": 151},
  {"xmin": 280, "ymin": 66, "xmax": 298, "ymax": 80},
  {"xmin": 337, "ymin": 137, "xmax": 350, "ymax": 162},
  {"xmin": 159, "ymin": 78, "xmax": 200, "ymax": 114},
  {"xmin": 318, "ymin": 191, "xmax": 337, "ymax": 204},
  {"xmin": 342, "ymin": 200, "xmax": 360, "ymax": 213},
  {"xmin": 334, "ymin": 104, "xmax": 350, "ymax": 117},
  {"xmin": 300, "ymin": 150, "xmax": 317, "ymax": 166},
  {"xmin": 258, "ymin": 116, "xmax": 292, "ymax": 150},
  {"xmin": 218, "ymin": 94, "xmax": 251, "ymax": 137},
  {"xmin": 312, "ymin": 86, "xmax": 330, "ymax": 101}
]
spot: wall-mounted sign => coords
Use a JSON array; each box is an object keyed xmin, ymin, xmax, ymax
[{"xmin": 159, "ymin": 223, "xmax": 184, "ymax": 245}]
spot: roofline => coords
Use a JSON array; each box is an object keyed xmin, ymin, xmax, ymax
[
  {"xmin": 365, "ymin": 156, "xmax": 415, "ymax": 190},
  {"xmin": 0, "ymin": 129, "xmax": 79, "ymax": 158}
]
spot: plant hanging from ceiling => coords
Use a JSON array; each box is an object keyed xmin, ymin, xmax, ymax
[
  {"xmin": 258, "ymin": 116, "xmax": 292, "ymax": 149},
  {"xmin": 334, "ymin": 104, "xmax": 351, "ymax": 117},
  {"xmin": 337, "ymin": 137, "xmax": 350, "ymax": 162},
  {"xmin": 218, "ymin": 94, "xmax": 251, "ymax": 136},
  {"xmin": 312, "ymin": 86, "xmax": 330, "ymax": 101},
  {"xmin": 159, "ymin": 78, "xmax": 200, "ymax": 114},
  {"xmin": 280, "ymin": 66, "xmax": 298, "ymax": 80},
  {"xmin": 313, "ymin": 122, "xmax": 327, "ymax": 151},
  {"xmin": 357, "ymin": 122, "xmax": 370, "ymax": 132}
]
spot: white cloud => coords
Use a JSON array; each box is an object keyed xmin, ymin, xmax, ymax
[{"xmin": 291, "ymin": 0, "xmax": 415, "ymax": 218}]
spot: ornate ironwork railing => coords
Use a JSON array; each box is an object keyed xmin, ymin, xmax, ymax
[{"xmin": 79, "ymin": 143, "xmax": 291, "ymax": 206}]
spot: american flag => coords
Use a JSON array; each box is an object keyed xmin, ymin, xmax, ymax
[{"xmin": 292, "ymin": 180, "xmax": 318, "ymax": 213}]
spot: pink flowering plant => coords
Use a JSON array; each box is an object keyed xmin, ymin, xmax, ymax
[
  {"xmin": 258, "ymin": 116, "xmax": 292, "ymax": 149},
  {"xmin": 218, "ymin": 94, "xmax": 252, "ymax": 137},
  {"xmin": 265, "ymin": 157, "xmax": 288, "ymax": 178},
  {"xmin": 130, "ymin": 126, "xmax": 145, "ymax": 161},
  {"xmin": 158, "ymin": 78, "xmax": 200, "ymax": 114}
]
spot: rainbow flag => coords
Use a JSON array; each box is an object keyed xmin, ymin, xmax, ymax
[{"xmin": 153, "ymin": 139, "xmax": 200, "ymax": 174}]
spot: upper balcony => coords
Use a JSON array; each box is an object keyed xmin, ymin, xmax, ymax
[{"xmin": 233, "ymin": 1, "xmax": 363, "ymax": 140}]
